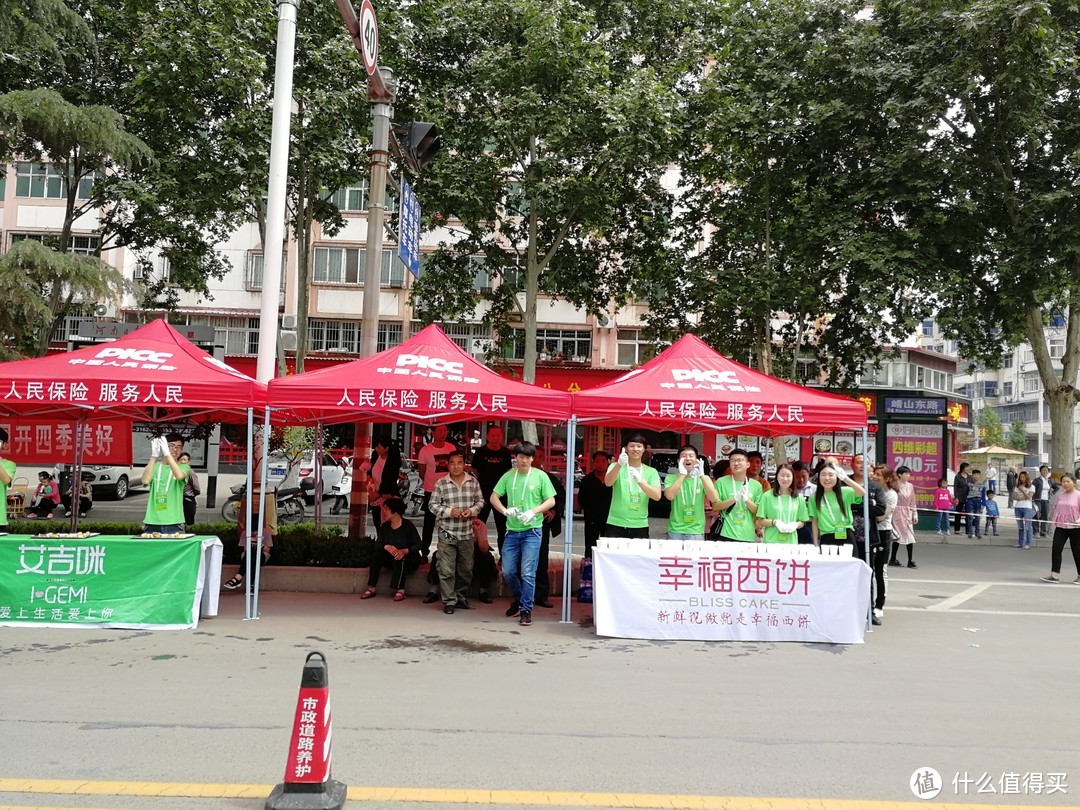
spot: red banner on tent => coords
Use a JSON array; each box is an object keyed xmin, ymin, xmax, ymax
[{"xmin": 0, "ymin": 419, "xmax": 133, "ymax": 465}]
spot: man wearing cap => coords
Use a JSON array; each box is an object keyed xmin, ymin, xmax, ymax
[
  {"xmin": 141, "ymin": 432, "xmax": 190, "ymax": 534},
  {"xmin": 0, "ymin": 428, "xmax": 15, "ymax": 531}
]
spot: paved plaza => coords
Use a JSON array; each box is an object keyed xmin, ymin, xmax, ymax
[{"xmin": 1, "ymin": 538, "xmax": 1079, "ymax": 810}]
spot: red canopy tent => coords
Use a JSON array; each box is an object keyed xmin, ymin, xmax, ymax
[
  {"xmin": 0, "ymin": 318, "xmax": 266, "ymax": 423},
  {"xmin": 267, "ymin": 324, "xmax": 572, "ymax": 424},
  {"xmin": 571, "ymin": 333, "xmax": 867, "ymax": 434}
]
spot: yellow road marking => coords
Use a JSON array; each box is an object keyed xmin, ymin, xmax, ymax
[{"xmin": 0, "ymin": 779, "xmax": 1077, "ymax": 809}]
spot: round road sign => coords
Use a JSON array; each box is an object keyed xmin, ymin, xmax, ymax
[{"xmin": 358, "ymin": 0, "xmax": 379, "ymax": 76}]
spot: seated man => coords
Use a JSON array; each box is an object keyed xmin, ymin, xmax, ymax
[{"xmin": 361, "ymin": 497, "xmax": 422, "ymax": 601}]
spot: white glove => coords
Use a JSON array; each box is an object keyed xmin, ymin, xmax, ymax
[
  {"xmin": 519, "ymin": 509, "xmax": 535, "ymax": 523},
  {"xmin": 830, "ymin": 465, "xmax": 847, "ymax": 481},
  {"xmin": 617, "ymin": 448, "xmax": 629, "ymax": 467},
  {"xmin": 690, "ymin": 459, "xmax": 704, "ymax": 479},
  {"xmin": 774, "ymin": 520, "xmax": 797, "ymax": 534},
  {"xmin": 736, "ymin": 484, "xmax": 749, "ymax": 503},
  {"xmin": 627, "ymin": 465, "xmax": 642, "ymax": 483},
  {"xmin": 503, "ymin": 506, "xmax": 520, "ymax": 518},
  {"xmin": 152, "ymin": 437, "xmax": 167, "ymax": 458}
]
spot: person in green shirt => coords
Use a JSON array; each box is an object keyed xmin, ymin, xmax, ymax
[
  {"xmin": 604, "ymin": 434, "xmax": 662, "ymax": 538},
  {"xmin": 490, "ymin": 440, "xmax": 556, "ymax": 627},
  {"xmin": 808, "ymin": 462, "xmax": 865, "ymax": 546},
  {"xmin": 713, "ymin": 449, "xmax": 763, "ymax": 541},
  {"xmin": 0, "ymin": 427, "xmax": 15, "ymax": 530},
  {"xmin": 141, "ymin": 432, "xmax": 191, "ymax": 534},
  {"xmin": 665, "ymin": 444, "xmax": 719, "ymax": 540},
  {"xmin": 755, "ymin": 464, "xmax": 809, "ymax": 544}
]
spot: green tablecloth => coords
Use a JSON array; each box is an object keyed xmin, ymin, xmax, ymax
[{"xmin": 0, "ymin": 534, "xmax": 222, "ymax": 629}]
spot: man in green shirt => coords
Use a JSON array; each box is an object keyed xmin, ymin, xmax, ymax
[
  {"xmin": 491, "ymin": 441, "xmax": 556, "ymax": 627},
  {"xmin": 665, "ymin": 444, "xmax": 719, "ymax": 540},
  {"xmin": 604, "ymin": 435, "xmax": 662, "ymax": 538},
  {"xmin": 0, "ymin": 427, "xmax": 16, "ymax": 530},
  {"xmin": 141, "ymin": 432, "xmax": 191, "ymax": 534},
  {"xmin": 713, "ymin": 449, "xmax": 762, "ymax": 541}
]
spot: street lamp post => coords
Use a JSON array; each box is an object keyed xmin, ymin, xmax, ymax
[{"xmin": 255, "ymin": 0, "xmax": 300, "ymax": 384}]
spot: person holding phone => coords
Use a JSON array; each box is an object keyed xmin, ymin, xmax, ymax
[{"xmin": 141, "ymin": 433, "xmax": 190, "ymax": 534}]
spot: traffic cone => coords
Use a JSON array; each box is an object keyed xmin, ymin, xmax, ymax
[{"xmin": 265, "ymin": 652, "xmax": 347, "ymax": 810}]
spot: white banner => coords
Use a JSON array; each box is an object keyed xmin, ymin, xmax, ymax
[{"xmin": 594, "ymin": 548, "xmax": 870, "ymax": 644}]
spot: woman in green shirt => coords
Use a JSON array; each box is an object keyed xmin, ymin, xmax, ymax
[
  {"xmin": 809, "ymin": 463, "xmax": 864, "ymax": 546},
  {"xmin": 755, "ymin": 464, "xmax": 809, "ymax": 544}
]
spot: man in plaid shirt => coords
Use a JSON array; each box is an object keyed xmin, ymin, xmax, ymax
[{"xmin": 430, "ymin": 451, "xmax": 484, "ymax": 614}]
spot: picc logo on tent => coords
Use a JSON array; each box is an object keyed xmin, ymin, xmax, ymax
[
  {"xmin": 396, "ymin": 354, "xmax": 465, "ymax": 376},
  {"xmin": 95, "ymin": 347, "xmax": 175, "ymax": 365},
  {"xmin": 671, "ymin": 369, "xmax": 741, "ymax": 384}
]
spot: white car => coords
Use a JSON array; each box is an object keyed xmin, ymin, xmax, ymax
[
  {"xmin": 266, "ymin": 451, "xmax": 345, "ymax": 502},
  {"xmin": 63, "ymin": 464, "xmax": 146, "ymax": 500}
]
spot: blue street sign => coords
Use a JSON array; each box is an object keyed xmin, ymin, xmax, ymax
[{"xmin": 399, "ymin": 177, "xmax": 421, "ymax": 278}]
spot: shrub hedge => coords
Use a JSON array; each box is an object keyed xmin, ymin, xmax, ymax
[{"xmin": 3, "ymin": 520, "xmax": 375, "ymax": 568}]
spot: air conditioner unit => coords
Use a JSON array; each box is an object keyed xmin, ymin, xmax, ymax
[
  {"xmin": 1002, "ymin": 394, "xmax": 1014, "ymax": 403},
  {"xmin": 281, "ymin": 314, "xmax": 297, "ymax": 330},
  {"xmin": 93, "ymin": 302, "xmax": 117, "ymax": 318}
]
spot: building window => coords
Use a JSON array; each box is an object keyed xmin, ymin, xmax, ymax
[
  {"xmin": 469, "ymin": 257, "xmax": 492, "ymax": 292},
  {"xmin": 10, "ymin": 232, "xmax": 100, "ymax": 255},
  {"xmin": 245, "ymin": 252, "xmax": 287, "ymax": 291},
  {"xmin": 14, "ymin": 162, "xmax": 94, "ymax": 199},
  {"xmin": 313, "ymin": 247, "xmax": 407, "ymax": 287},
  {"xmin": 51, "ymin": 314, "xmax": 95, "ymax": 343},
  {"xmin": 1002, "ymin": 352, "xmax": 1013, "ymax": 368},
  {"xmin": 1022, "ymin": 372, "xmax": 1042, "ymax": 395},
  {"xmin": 1050, "ymin": 312, "xmax": 1066, "ymax": 328},
  {"xmin": 1003, "ymin": 381, "xmax": 1014, "ymax": 398},
  {"xmin": 509, "ymin": 328, "xmax": 591, "ymax": 363},
  {"xmin": 616, "ymin": 330, "xmax": 654, "ymax": 367},
  {"xmin": 1049, "ymin": 340, "xmax": 1065, "ymax": 360},
  {"xmin": 981, "ymin": 380, "xmax": 999, "ymax": 397},
  {"xmin": 329, "ymin": 181, "xmax": 396, "ymax": 214},
  {"xmin": 187, "ymin": 315, "xmax": 260, "ymax": 356},
  {"xmin": 377, "ymin": 321, "xmax": 403, "ymax": 351},
  {"xmin": 1021, "ymin": 349, "xmax": 1034, "ymax": 364},
  {"xmin": 306, "ymin": 319, "xmax": 403, "ymax": 354},
  {"xmin": 412, "ymin": 321, "xmax": 492, "ymax": 355},
  {"xmin": 921, "ymin": 319, "xmax": 934, "ymax": 337}
]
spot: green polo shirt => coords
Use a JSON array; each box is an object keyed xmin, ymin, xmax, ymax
[
  {"xmin": 606, "ymin": 463, "xmax": 661, "ymax": 529},
  {"xmin": 0, "ymin": 459, "xmax": 16, "ymax": 525},
  {"xmin": 143, "ymin": 462, "xmax": 190, "ymax": 527},
  {"xmin": 756, "ymin": 490, "xmax": 809, "ymax": 544},
  {"xmin": 808, "ymin": 487, "xmax": 858, "ymax": 538},
  {"xmin": 715, "ymin": 476, "xmax": 763, "ymax": 541},
  {"xmin": 493, "ymin": 467, "xmax": 556, "ymax": 531},
  {"xmin": 665, "ymin": 473, "xmax": 711, "ymax": 535}
]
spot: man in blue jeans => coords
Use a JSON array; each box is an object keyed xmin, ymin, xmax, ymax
[{"xmin": 490, "ymin": 441, "xmax": 556, "ymax": 627}]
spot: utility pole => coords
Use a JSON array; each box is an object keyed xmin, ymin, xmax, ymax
[{"xmin": 347, "ymin": 66, "xmax": 398, "ymax": 540}]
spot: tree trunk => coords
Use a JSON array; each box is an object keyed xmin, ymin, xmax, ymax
[
  {"xmin": 1046, "ymin": 388, "xmax": 1078, "ymax": 473},
  {"xmin": 294, "ymin": 178, "xmax": 314, "ymax": 374}
]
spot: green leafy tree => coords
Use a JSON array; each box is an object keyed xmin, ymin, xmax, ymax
[
  {"xmin": 394, "ymin": 0, "xmax": 708, "ymax": 438},
  {"xmin": 975, "ymin": 407, "xmax": 1005, "ymax": 448},
  {"xmin": 0, "ymin": 0, "xmax": 92, "ymax": 91},
  {"xmin": 651, "ymin": 0, "xmax": 932, "ymax": 383},
  {"xmin": 1008, "ymin": 419, "xmax": 1029, "ymax": 455},
  {"xmin": 874, "ymin": 0, "xmax": 1080, "ymax": 472},
  {"xmin": 0, "ymin": 88, "xmax": 145, "ymax": 354}
]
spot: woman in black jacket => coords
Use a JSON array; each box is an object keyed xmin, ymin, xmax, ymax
[
  {"xmin": 366, "ymin": 436, "xmax": 402, "ymax": 531},
  {"xmin": 952, "ymin": 463, "xmax": 971, "ymax": 535}
]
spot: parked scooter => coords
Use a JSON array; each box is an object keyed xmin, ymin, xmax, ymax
[
  {"xmin": 398, "ymin": 459, "xmax": 424, "ymax": 516},
  {"xmin": 221, "ymin": 482, "xmax": 305, "ymax": 524}
]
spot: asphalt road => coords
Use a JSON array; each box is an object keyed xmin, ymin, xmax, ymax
[{"xmin": 2, "ymin": 538, "xmax": 1080, "ymax": 810}]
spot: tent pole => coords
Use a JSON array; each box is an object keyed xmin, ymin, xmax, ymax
[
  {"xmin": 861, "ymin": 427, "xmax": 872, "ymax": 633},
  {"xmin": 313, "ymin": 421, "xmax": 323, "ymax": 531},
  {"xmin": 252, "ymin": 405, "xmax": 271, "ymax": 619},
  {"xmin": 560, "ymin": 416, "xmax": 577, "ymax": 624},
  {"xmin": 244, "ymin": 408, "xmax": 254, "ymax": 620},
  {"xmin": 69, "ymin": 415, "xmax": 87, "ymax": 533}
]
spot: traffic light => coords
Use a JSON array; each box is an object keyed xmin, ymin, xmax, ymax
[{"xmin": 397, "ymin": 121, "xmax": 441, "ymax": 173}]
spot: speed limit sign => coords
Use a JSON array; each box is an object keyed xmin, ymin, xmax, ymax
[{"xmin": 358, "ymin": 0, "xmax": 379, "ymax": 76}]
